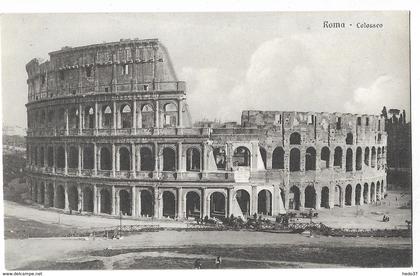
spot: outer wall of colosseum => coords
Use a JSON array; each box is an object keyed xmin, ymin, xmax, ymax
[{"xmin": 25, "ymin": 39, "xmax": 387, "ymax": 219}]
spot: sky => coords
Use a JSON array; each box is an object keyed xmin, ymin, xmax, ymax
[{"xmin": 0, "ymin": 12, "xmax": 410, "ymax": 129}]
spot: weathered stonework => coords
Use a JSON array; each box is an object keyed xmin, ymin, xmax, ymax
[{"xmin": 26, "ymin": 39, "xmax": 387, "ymax": 219}]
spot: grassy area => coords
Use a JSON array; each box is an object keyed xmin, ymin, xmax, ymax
[
  {"xmin": 20, "ymin": 260, "xmax": 104, "ymax": 270},
  {"xmin": 4, "ymin": 216, "xmax": 79, "ymax": 239}
]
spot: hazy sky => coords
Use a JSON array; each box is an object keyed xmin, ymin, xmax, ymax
[{"xmin": 1, "ymin": 12, "xmax": 410, "ymax": 129}]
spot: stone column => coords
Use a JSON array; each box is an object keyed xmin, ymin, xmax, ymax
[
  {"xmin": 226, "ymin": 143, "xmax": 233, "ymax": 171},
  {"xmin": 228, "ymin": 188, "xmax": 234, "ymax": 217},
  {"xmin": 154, "ymin": 188, "xmax": 160, "ymax": 218},
  {"xmin": 94, "ymin": 102, "xmax": 99, "ymax": 135},
  {"xmin": 352, "ymin": 147, "xmax": 356, "ymax": 172},
  {"xmin": 342, "ymin": 148, "xmax": 346, "ymax": 172},
  {"xmin": 351, "ymin": 185, "xmax": 356, "ymax": 206},
  {"xmin": 65, "ymin": 108, "xmax": 69, "ymax": 135},
  {"xmin": 52, "ymin": 144, "xmax": 56, "ymax": 173},
  {"xmin": 315, "ymin": 188, "xmax": 321, "ymax": 209},
  {"xmin": 367, "ymin": 184, "xmax": 371, "ymax": 204},
  {"xmin": 177, "ymin": 187, "xmax": 184, "ymax": 219},
  {"xmin": 78, "ymin": 104, "xmax": 83, "ymax": 134},
  {"xmin": 154, "ymin": 100, "xmax": 159, "ymax": 129},
  {"xmin": 251, "ymin": 142, "xmax": 258, "ymax": 172},
  {"xmin": 177, "ymin": 142, "xmax": 183, "ymax": 172},
  {"xmin": 202, "ymin": 189, "xmax": 208, "ymax": 218},
  {"xmin": 300, "ymin": 187, "xmax": 305, "ymax": 210},
  {"xmin": 111, "ymin": 185, "xmax": 116, "ymax": 215},
  {"xmin": 64, "ymin": 143, "xmax": 68, "ymax": 175},
  {"xmin": 340, "ymin": 187, "xmax": 345, "ymax": 207},
  {"xmin": 77, "ymin": 184, "xmax": 82, "ymax": 212},
  {"xmin": 202, "ymin": 143, "xmax": 208, "ymax": 172},
  {"xmin": 93, "ymin": 143, "xmax": 97, "ymax": 176},
  {"xmin": 78, "ymin": 144, "xmax": 82, "ymax": 175},
  {"xmin": 112, "ymin": 101, "xmax": 117, "ymax": 134},
  {"xmin": 112, "ymin": 144, "xmax": 116, "ymax": 177},
  {"xmin": 116, "ymin": 146, "xmax": 120, "ymax": 171},
  {"xmin": 132, "ymin": 100, "xmax": 137, "ymax": 134},
  {"xmin": 178, "ymin": 99, "xmax": 183, "ymax": 127},
  {"xmin": 273, "ymin": 185, "xmax": 280, "ymax": 215},
  {"xmin": 44, "ymin": 182, "xmax": 48, "ymax": 207},
  {"xmin": 93, "ymin": 184, "xmax": 98, "ymax": 214},
  {"xmin": 130, "ymin": 143, "xmax": 136, "ymax": 177},
  {"xmin": 131, "ymin": 186, "xmax": 136, "ymax": 217},
  {"xmin": 64, "ymin": 183, "xmax": 69, "ymax": 211},
  {"xmin": 154, "ymin": 142, "xmax": 159, "ymax": 173},
  {"xmin": 251, "ymin": 186, "xmax": 257, "ymax": 216},
  {"xmin": 266, "ymin": 148, "xmax": 273, "ymax": 170}
]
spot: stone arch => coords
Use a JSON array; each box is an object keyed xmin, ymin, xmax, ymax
[
  {"xmin": 381, "ymin": 180, "xmax": 384, "ymax": 196},
  {"xmin": 236, "ymin": 189, "xmax": 250, "ymax": 216},
  {"xmin": 163, "ymin": 102, "xmax": 177, "ymax": 127},
  {"xmin": 290, "ymin": 132, "xmax": 301, "ymax": 145},
  {"xmin": 345, "ymin": 185, "xmax": 352, "ymax": 206},
  {"xmin": 119, "ymin": 189, "xmax": 131, "ymax": 216},
  {"xmin": 186, "ymin": 147, "xmax": 201, "ymax": 172},
  {"xmin": 39, "ymin": 183, "xmax": 45, "ymax": 204},
  {"xmin": 363, "ymin": 183, "xmax": 369, "ymax": 204},
  {"xmin": 162, "ymin": 147, "xmax": 176, "ymax": 171},
  {"xmin": 210, "ymin": 191, "xmax": 226, "ymax": 218},
  {"xmin": 233, "ymin": 146, "xmax": 251, "ymax": 167},
  {"xmin": 259, "ymin": 146, "xmax": 267, "ymax": 169},
  {"xmin": 120, "ymin": 104, "xmax": 132, "ymax": 129},
  {"xmin": 47, "ymin": 183, "xmax": 54, "ymax": 207},
  {"xmin": 68, "ymin": 185, "xmax": 79, "ymax": 211},
  {"xmin": 83, "ymin": 187, "xmax": 94, "ymax": 212},
  {"xmin": 346, "ymin": 133, "xmax": 353, "ymax": 145},
  {"xmin": 258, "ymin": 189, "xmax": 272, "ymax": 215},
  {"xmin": 102, "ymin": 105, "xmax": 113, "ymax": 128},
  {"xmin": 100, "ymin": 189, "xmax": 112, "ymax": 214},
  {"xmin": 213, "ymin": 147, "xmax": 226, "ymax": 170},
  {"xmin": 84, "ymin": 106, "xmax": 95, "ymax": 129},
  {"xmin": 39, "ymin": 146, "xmax": 45, "ymax": 167},
  {"xmin": 356, "ymin": 147, "xmax": 362, "ymax": 171},
  {"xmin": 100, "ymin": 146, "xmax": 112, "ymax": 170},
  {"xmin": 364, "ymin": 147, "xmax": 370, "ymax": 166},
  {"xmin": 141, "ymin": 104, "xmax": 154, "ymax": 128},
  {"xmin": 83, "ymin": 144, "xmax": 94, "ymax": 169},
  {"xmin": 56, "ymin": 146, "xmax": 65, "ymax": 168},
  {"xmin": 370, "ymin": 182, "xmax": 376, "ymax": 203},
  {"xmin": 334, "ymin": 185, "xmax": 342, "ymax": 206},
  {"xmin": 68, "ymin": 146, "xmax": 78, "ymax": 169},
  {"xmin": 289, "ymin": 148, "xmax": 300, "ymax": 172},
  {"xmin": 140, "ymin": 147, "xmax": 154, "ymax": 171},
  {"xmin": 304, "ymin": 185, "xmax": 316, "ymax": 209},
  {"xmin": 355, "ymin": 184, "xmax": 362, "ymax": 205},
  {"xmin": 321, "ymin": 187, "xmax": 329, "ymax": 208},
  {"xmin": 289, "ymin": 185, "xmax": 300, "ymax": 210},
  {"xmin": 272, "ymin": 147, "xmax": 284, "ymax": 169},
  {"xmin": 376, "ymin": 181, "xmax": 381, "ymax": 201},
  {"xmin": 162, "ymin": 191, "xmax": 176, "ymax": 218},
  {"xmin": 346, "ymin": 148, "xmax": 353, "ymax": 172},
  {"xmin": 305, "ymin": 147, "xmax": 316, "ymax": 171},
  {"xmin": 47, "ymin": 147, "xmax": 54, "ymax": 167},
  {"xmin": 321, "ymin": 147, "xmax": 330, "ymax": 168},
  {"xmin": 140, "ymin": 190, "xmax": 154, "ymax": 217},
  {"xmin": 33, "ymin": 182, "xmax": 38, "ymax": 202},
  {"xmin": 56, "ymin": 185, "xmax": 65, "ymax": 209},
  {"xmin": 186, "ymin": 191, "xmax": 201, "ymax": 218},
  {"xmin": 69, "ymin": 107, "xmax": 79, "ymax": 129},
  {"xmin": 333, "ymin": 147, "xmax": 343, "ymax": 168},
  {"xmin": 119, "ymin": 147, "xmax": 131, "ymax": 171},
  {"xmin": 377, "ymin": 148, "xmax": 381, "ymax": 169},
  {"xmin": 371, "ymin": 147, "xmax": 377, "ymax": 168}
]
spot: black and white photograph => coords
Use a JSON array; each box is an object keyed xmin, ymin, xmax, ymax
[{"xmin": 0, "ymin": 5, "xmax": 415, "ymax": 274}]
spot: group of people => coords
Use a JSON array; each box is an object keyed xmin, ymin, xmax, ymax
[
  {"xmin": 194, "ymin": 256, "xmax": 222, "ymax": 269},
  {"xmin": 382, "ymin": 215, "xmax": 390, "ymax": 222}
]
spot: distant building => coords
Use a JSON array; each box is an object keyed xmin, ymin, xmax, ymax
[{"xmin": 382, "ymin": 107, "xmax": 411, "ymax": 189}]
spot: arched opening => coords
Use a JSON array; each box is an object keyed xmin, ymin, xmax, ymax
[
  {"xmin": 381, "ymin": 180, "xmax": 384, "ymax": 196},
  {"xmin": 376, "ymin": 181, "xmax": 381, "ymax": 201},
  {"xmin": 334, "ymin": 185, "xmax": 342, "ymax": 206},
  {"xmin": 47, "ymin": 147, "xmax": 54, "ymax": 167},
  {"xmin": 290, "ymin": 132, "xmax": 301, "ymax": 145},
  {"xmin": 140, "ymin": 147, "xmax": 154, "ymax": 171},
  {"xmin": 213, "ymin": 147, "xmax": 226, "ymax": 170},
  {"xmin": 39, "ymin": 147, "xmax": 44, "ymax": 167},
  {"xmin": 321, "ymin": 147, "xmax": 330, "ymax": 169},
  {"xmin": 304, "ymin": 186, "xmax": 316, "ymax": 209},
  {"xmin": 56, "ymin": 185, "xmax": 65, "ymax": 209},
  {"xmin": 100, "ymin": 189, "xmax": 112, "ymax": 214},
  {"xmin": 377, "ymin": 148, "xmax": 381, "ymax": 169},
  {"xmin": 186, "ymin": 191, "xmax": 201, "ymax": 218},
  {"xmin": 364, "ymin": 147, "xmax": 370, "ymax": 166},
  {"xmin": 280, "ymin": 189, "xmax": 286, "ymax": 209},
  {"xmin": 100, "ymin": 147, "xmax": 112, "ymax": 170},
  {"xmin": 119, "ymin": 190, "xmax": 131, "ymax": 216},
  {"xmin": 258, "ymin": 190, "xmax": 272, "ymax": 215},
  {"xmin": 345, "ymin": 185, "xmax": 352, "ymax": 206},
  {"xmin": 233, "ymin": 146, "xmax": 251, "ymax": 167},
  {"xmin": 47, "ymin": 183, "xmax": 54, "ymax": 207},
  {"xmin": 56, "ymin": 146, "xmax": 65, "ymax": 168},
  {"xmin": 162, "ymin": 147, "xmax": 176, "ymax": 171},
  {"xmin": 120, "ymin": 104, "xmax": 132, "ymax": 129},
  {"xmin": 289, "ymin": 148, "xmax": 300, "ymax": 172},
  {"xmin": 210, "ymin": 192, "xmax": 226, "ymax": 218},
  {"xmin": 162, "ymin": 191, "xmax": 176, "ymax": 218},
  {"xmin": 346, "ymin": 133, "xmax": 353, "ymax": 145},
  {"xmin": 119, "ymin": 147, "xmax": 131, "ymax": 171},
  {"xmin": 102, "ymin": 105, "xmax": 113, "ymax": 128},
  {"xmin": 272, "ymin": 147, "xmax": 284, "ymax": 169},
  {"xmin": 289, "ymin": 186, "xmax": 300, "ymax": 210},
  {"xmin": 33, "ymin": 182, "xmax": 38, "ymax": 202},
  {"xmin": 186, "ymin": 147, "xmax": 201, "ymax": 171},
  {"xmin": 363, "ymin": 183, "xmax": 369, "ymax": 204},
  {"xmin": 321, "ymin": 187, "xmax": 329, "ymax": 208},
  {"xmin": 69, "ymin": 108, "xmax": 79, "ymax": 129},
  {"xmin": 235, "ymin": 189, "xmax": 250, "ymax": 216},
  {"xmin": 33, "ymin": 146, "xmax": 38, "ymax": 166},
  {"xmin": 68, "ymin": 146, "xmax": 78, "ymax": 169},
  {"xmin": 355, "ymin": 184, "xmax": 362, "ymax": 205},
  {"xmin": 84, "ymin": 106, "xmax": 95, "ymax": 129},
  {"xmin": 68, "ymin": 185, "xmax": 79, "ymax": 212},
  {"xmin": 140, "ymin": 190, "xmax": 153, "ymax": 217},
  {"xmin": 141, "ymin": 104, "xmax": 154, "ymax": 128},
  {"xmin": 370, "ymin": 182, "xmax": 375, "ymax": 203},
  {"xmin": 259, "ymin": 147, "xmax": 267, "ymax": 169},
  {"xmin": 83, "ymin": 145, "xmax": 94, "ymax": 169},
  {"xmin": 371, "ymin": 147, "xmax": 377, "ymax": 168},
  {"xmin": 83, "ymin": 187, "xmax": 94, "ymax": 212},
  {"xmin": 163, "ymin": 103, "xmax": 177, "ymax": 127},
  {"xmin": 305, "ymin": 147, "xmax": 316, "ymax": 171},
  {"xmin": 333, "ymin": 147, "xmax": 343, "ymax": 168},
  {"xmin": 39, "ymin": 183, "xmax": 45, "ymax": 204},
  {"xmin": 356, "ymin": 147, "xmax": 362, "ymax": 171},
  {"xmin": 346, "ymin": 148, "xmax": 353, "ymax": 172}
]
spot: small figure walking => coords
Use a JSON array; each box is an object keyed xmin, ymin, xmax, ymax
[
  {"xmin": 194, "ymin": 259, "xmax": 202, "ymax": 269},
  {"xmin": 215, "ymin": 256, "xmax": 222, "ymax": 269}
]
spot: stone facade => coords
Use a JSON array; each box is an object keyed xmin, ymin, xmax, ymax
[{"xmin": 25, "ymin": 39, "xmax": 387, "ymax": 219}]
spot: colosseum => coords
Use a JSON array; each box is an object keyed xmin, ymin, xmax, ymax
[{"xmin": 25, "ymin": 38, "xmax": 387, "ymax": 220}]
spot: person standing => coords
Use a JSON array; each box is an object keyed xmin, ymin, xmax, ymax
[{"xmin": 215, "ymin": 256, "xmax": 222, "ymax": 269}]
